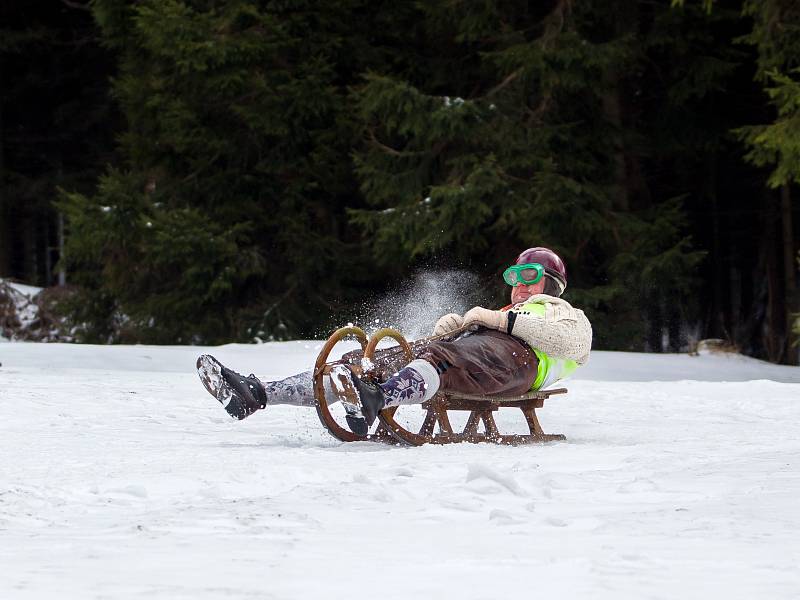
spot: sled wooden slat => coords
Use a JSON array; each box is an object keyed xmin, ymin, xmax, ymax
[
  {"xmin": 433, "ymin": 402, "xmax": 454, "ymax": 435},
  {"xmin": 440, "ymin": 387, "xmax": 567, "ymax": 405},
  {"xmin": 463, "ymin": 410, "xmax": 481, "ymax": 435},
  {"xmin": 314, "ymin": 326, "xmax": 567, "ymax": 446},
  {"xmin": 394, "ymin": 392, "xmax": 567, "ymax": 446},
  {"xmin": 483, "ymin": 410, "xmax": 500, "ymax": 439},
  {"xmin": 418, "ymin": 408, "xmax": 438, "ymax": 436}
]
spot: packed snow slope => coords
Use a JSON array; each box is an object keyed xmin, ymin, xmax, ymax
[{"xmin": 1, "ymin": 340, "xmax": 799, "ymax": 599}]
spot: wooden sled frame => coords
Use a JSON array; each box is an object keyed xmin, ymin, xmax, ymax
[{"xmin": 313, "ymin": 326, "xmax": 566, "ymax": 446}]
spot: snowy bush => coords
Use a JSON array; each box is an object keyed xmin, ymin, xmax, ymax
[{"xmin": 0, "ymin": 280, "xmax": 73, "ymax": 342}]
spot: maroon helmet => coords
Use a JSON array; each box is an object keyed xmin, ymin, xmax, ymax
[{"xmin": 515, "ymin": 247, "xmax": 567, "ymax": 295}]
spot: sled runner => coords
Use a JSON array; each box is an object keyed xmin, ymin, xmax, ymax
[{"xmin": 313, "ymin": 326, "xmax": 567, "ymax": 446}]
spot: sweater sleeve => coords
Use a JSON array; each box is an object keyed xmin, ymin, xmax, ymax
[{"xmin": 506, "ymin": 295, "xmax": 593, "ymax": 365}]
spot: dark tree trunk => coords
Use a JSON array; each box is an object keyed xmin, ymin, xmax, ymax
[
  {"xmin": 780, "ymin": 184, "xmax": 797, "ymax": 364},
  {"xmin": 57, "ymin": 211, "xmax": 66, "ymax": 286},
  {"xmin": 22, "ymin": 215, "xmax": 38, "ymax": 284},
  {"xmin": 601, "ymin": 79, "xmax": 629, "ymax": 212},
  {"xmin": 708, "ymin": 154, "xmax": 726, "ymax": 339},
  {"xmin": 667, "ymin": 300, "xmax": 682, "ymax": 352},
  {"xmin": 646, "ymin": 292, "xmax": 662, "ymax": 352},
  {"xmin": 0, "ymin": 65, "xmax": 8, "ymax": 279},
  {"xmin": 764, "ymin": 191, "xmax": 786, "ymax": 362}
]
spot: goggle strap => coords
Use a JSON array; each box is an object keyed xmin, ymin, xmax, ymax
[{"xmin": 543, "ymin": 269, "xmax": 566, "ymax": 295}]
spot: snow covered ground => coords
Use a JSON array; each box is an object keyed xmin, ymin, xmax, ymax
[{"xmin": 1, "ymin": 340, "xmax": 799, "ymax": 599}]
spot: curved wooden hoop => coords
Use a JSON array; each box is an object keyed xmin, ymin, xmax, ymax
[
  {"xmin": 364, "ymin": 327, "xmax": 413, "ymax": 364},
  {"xmin": 313, "ymin": 326, "xmax": 369, "ymax": 442}
]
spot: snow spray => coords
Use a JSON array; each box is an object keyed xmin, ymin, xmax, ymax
[{"xmin": 361, "ymin": 268, "xmax": 492, "ymax": 341}]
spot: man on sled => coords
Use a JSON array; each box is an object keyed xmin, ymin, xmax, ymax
[{"xmin": 197, "ymin": 246, "xmax": 592, "ymax": 436}]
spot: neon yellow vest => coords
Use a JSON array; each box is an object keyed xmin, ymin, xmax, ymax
[{"xmin": 516, "ymin": 301, "xmax": 578, "ymax": 390}]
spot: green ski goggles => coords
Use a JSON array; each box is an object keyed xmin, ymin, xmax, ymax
[{"xmin": 502, "ymin": 263, "xmax": 544, "ymax": 286}]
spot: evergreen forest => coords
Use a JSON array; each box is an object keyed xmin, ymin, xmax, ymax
[{"xmin": 1, "ymin": 0, "xmax": 799, "ymax": 364}]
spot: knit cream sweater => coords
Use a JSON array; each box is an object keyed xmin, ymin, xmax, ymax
[{"xmin": 507, "ymin": 294, "xmax": 593, "ymax": 365}]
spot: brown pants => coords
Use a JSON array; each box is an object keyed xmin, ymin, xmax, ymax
[
  {"xmin": 418, "ymin": 329, "xmax": 538, "ymax": 397},
  {"xmin": 362, "ymin": 329, "xmax": 538, "ymax": 397}
]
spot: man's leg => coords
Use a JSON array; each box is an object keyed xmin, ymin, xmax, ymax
[
  {"xmin": 378, "ymin": 329, "xmax": 538, "ymax": 407},
  {"xmin": 248, "ymin": 343, "xmax": 413, "ymax": 409},
  {"xmin": 262, "ymin": 370, "xmax": 333, "ymax": 407},
  {"xmin": 198, "ymin": 355, "xmax": 329, "ymax": 419},
  {"xmin": 198, "ymin": 345, "xmax": 409, "ymax": 419},
  {"xmin": 199, "ymin": 331, "xmax": 536, "ymax": 427}
]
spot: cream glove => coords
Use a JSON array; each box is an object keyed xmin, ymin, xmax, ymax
[
  {"xmin": 462, "ymin": 306, "xmax": 508, "ymax": 332},
  {"xmin": 433, "ymin": 313, "xmax": 464, "ymax": 336}
]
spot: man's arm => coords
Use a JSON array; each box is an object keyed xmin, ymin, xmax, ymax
[
  {"xmin": 506, "ymin": 298, "xmax": 592, "ymax": 365},
  {"xmin": 461, "ymin": 296, "xmax": 593, "ymax": 365}
]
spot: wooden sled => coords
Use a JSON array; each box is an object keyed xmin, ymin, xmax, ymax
[{"xmin": 313, "ymin": 325, "xmax": 566, "ymax": 446}]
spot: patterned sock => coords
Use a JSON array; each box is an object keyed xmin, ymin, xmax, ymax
[{"xmin": 380, "ymin": 359, "xmax": 441, "ymax": 407}]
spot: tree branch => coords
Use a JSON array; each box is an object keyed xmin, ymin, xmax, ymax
[
  {"xmin": 368, "ymin": 129, "xmax": 405, "ymax": 157},
  {"xmin": 484, "ymin": 69, "xmax": 522, "ymax": 99},
  {"xmin": 61, "ymin": 0, "xmax": 91, "ymax": 10}
]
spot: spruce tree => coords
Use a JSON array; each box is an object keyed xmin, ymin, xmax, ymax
[
  {"xmin": 350, "ymin": 0, "xmax": 706, "ymax": 350},
  {"xmin": 61, "ymin": 0, "xmax": 378, "ymax": 343},
  {"xmin": 736, "ymin": 0, "xmax": 800, "ymax": 362}
]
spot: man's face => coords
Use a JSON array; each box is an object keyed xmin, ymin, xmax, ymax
[{"xmin": 510, "ymin": 279, "xmax": 546, "ymax": 304}]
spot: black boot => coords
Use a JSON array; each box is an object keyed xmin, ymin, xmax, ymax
[
  {"xmin": 196, "ymin": 354, "xmax": 268, "ymax": 420},
  {"xmin": 329, "ymin": 365, "xmax": 386, "ymax": 435}
]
